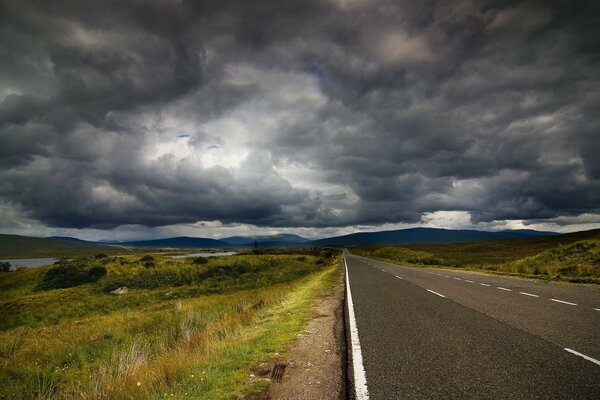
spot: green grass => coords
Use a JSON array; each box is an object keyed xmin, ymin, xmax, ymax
[
  {"xmin": 354, "ymin": 233, "xmax": 600, "ymax": 284},
  {"xmin": 0, "ymin": 234, "xmax": 125, "ymax": 258},
  {"xmin": 0, "ymin": 253, "xmax": 340, "ymax": 399}
]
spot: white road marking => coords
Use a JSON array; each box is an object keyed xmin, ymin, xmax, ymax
[
  {"xmin": 497, "ymin": 287, "xmax": 512, "ymax": 291},
  {"xmin": 454, "ymin": 277, "xmax": 462, "ymax": 281},
  {"xmin": 465, "ymin": 280, "xmax": 474, "ymax": 283},
  {"xmin": 427, "ymin": 289, "xmax": 446, "ymax": 298},
  {"xmin": 519, "ymin": 292, "xmax": 539, "ymax": 298},
  {"xmin": 344, "ymin": 254, "xmax": 370, "ymax": 399},
  {"xmin": 395, "ymin": 275, "xmax": 403, "ymax": 280},
  {"xmin": 444, "ymin": 275, "xmax": 450, "ymax": 278},
  {"xmin": 594, "ymin": 308, "xmax": 600, "ymax": 312},
  {"xmin": 564, "ymin": 348, "xmax": 600, "ymax": 366},
  {"xmin": 551, "ymin": 298, "xmax": 577, "ymax": 306},
  {"xmin": 479, "ymin": 283, "xmax": 491, "ymax": 287}
]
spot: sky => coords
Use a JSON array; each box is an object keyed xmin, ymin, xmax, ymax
[{"xmin": 1, "ymin": 0, "xmax": 600, "ymax": 241}]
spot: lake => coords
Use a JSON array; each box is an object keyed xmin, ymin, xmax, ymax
[{"xmin": 0, "ymin": 258, "xmax": 57, "ymax": 269}]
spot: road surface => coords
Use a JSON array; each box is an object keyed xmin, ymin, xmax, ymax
[{"xmin": 344, "ymin": 250, "xmax": 600, "ymax": 399}]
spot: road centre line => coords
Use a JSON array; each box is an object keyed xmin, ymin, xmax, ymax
[
  {"xmin": 595, "ymin": 308, "xmax": 600, "ymax": 312},
  {"xmin": 395, "ymin": 275, "xmax": 403, "ymax": 280},
  {"xmin": 444, "ymin": 275, "xmax": 450, "ymax": 278},
  {"xmin": 564, "ymin": 348, "xmax": 600, "ymax": 366},
  {"xmin": 479, "ymin": 283, "xmax": 491, "ymax": 286},
  {"xmin": 550, "ymin": 299, "xmax": 577, "ymax": 306},
  {"xmin": 465, "ymin": 280, "xmax": 475, "ymax": 283},
  {"xmin": 497, "ymin": 287, "xmax": 512, "ymax": 291},
  {"xmin": 427, "ymin": 289, "xmax": 446, "ymax": 298},
  {"xmin": 519, "ymin": 292, "xmax": 539, "ymax": 298},
  {"xmin": 454, "ymin": 277, "xmax": 462, "ymax": 281},
  {"xmin": 344, "ymin": 254, "xmax": 370, "ymax": 399}
]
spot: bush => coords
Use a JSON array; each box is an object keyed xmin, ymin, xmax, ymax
[
  {"xmin": 140, "ymin": 255, "xmax": 155, "ymax": 262},
  {"xmin": 36, "ymin": 259, "xmax": 107, "ymax": 290},
  {"xmin": 144, "ymin": 262, "xmax": 156, "ymax": 269},
  {"xmin": 192, "ymin": 257, "xmax": 208, "ymax": 264},
  {"xmin": 95, "ymin": 254, "xmax": 108, "ymax": 259},
  {"xmin": 0, "ymin": 261, "xmax": 11, "ymax": 272}
]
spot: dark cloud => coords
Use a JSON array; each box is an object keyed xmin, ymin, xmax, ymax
[{"xmin": 1, "ymin": 0, "xmax": 599, "ymax": 232}]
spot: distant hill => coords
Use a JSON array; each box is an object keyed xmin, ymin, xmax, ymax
[
  {"xmin": 309, "ymin": 227, "xmax": 558, "ymax": 246},
  {"xmin": 4, "ymin": 228, "xmax": 564, "ymax": 254},
  {"xmin": 0, "ymin": 234, "xmax": 123, "ymax": 259},
  {"xmin": 122, "ymin": 236, "xmax": 226, "ymax": 248},
  {"xmin": 122, "ymin": 234, "xmax": 310, "ymax": 248},
  {"xmin": 221, "ymin": 234, "xmax": 308, "ymax": 246}
]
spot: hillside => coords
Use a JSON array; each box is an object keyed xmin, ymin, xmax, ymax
[
  {"xmin": 401, "ymin": 228, "xmax": 600, "ymax": 266},
  {"xmin": 354, "ymin": 229, "xmax": 600, "ymax": 283},
  {"xmin": 0, "ymin": 234, "xmax": 124, "ymax": 258},
  {"xmin": 311, "ymin": 227, "xmax": 557, "ymax": 246}
]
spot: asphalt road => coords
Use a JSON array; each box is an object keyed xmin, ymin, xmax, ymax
[{"xmin": 344, "ymin": 250, "xmax": 600, "ymax": 399}]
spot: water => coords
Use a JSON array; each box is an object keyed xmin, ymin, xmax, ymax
[
  {"xmin": 169, "ymin": 251, "xmax": 237, "ymax": 259},
  {"xmin": 0, "ymin": 258, "xmax": 57, "ymax": 269}
]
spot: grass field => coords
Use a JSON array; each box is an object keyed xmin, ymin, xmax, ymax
[
  {"xmin": 353, "ymin": 229, "xmax": 600, "ymax": 284},
  {"xmin": 0, "ymin": 252, "xmax": 340, "ymax": 399}
]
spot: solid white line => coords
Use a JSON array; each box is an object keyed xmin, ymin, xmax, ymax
[
  {"xmin": 551, "ymin": 298, "xmax": 577, "ymax": 306},
  {"xmin": 479, "ymin": 283, "xmax": 491, "ymax": 287},
  {"xmin": 465, "ymin": 280, "xmax": 474, "ymax": 283},
  {"xmin": 427, "ymin": 289, "xmax": 446, "ymax": 298},
  {"xmin": 519, "ymin": 292, "xmax": 539, "ymax": 298},
  {"xmin": 564, "ymin": 348, "xmax": 600, "ymax": 366},
  {"xmin": 395, "ymin": 275, "xmax": 403, "ymax": 280},
  {"xmin": 497, "ymin": 287, "xmax": 512, "ymax": 291},
  {"xmin": 344, "ymin": 255, "xmax": 370, "ymax": 400}
]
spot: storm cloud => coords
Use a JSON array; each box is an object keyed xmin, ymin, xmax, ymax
[{"xmin": 1, "ymin": 0, "xmax": 599, "ymax": 235}]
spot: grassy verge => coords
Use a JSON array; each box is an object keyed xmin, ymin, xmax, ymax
[
  {"xmin": 0, "ymin": 254, "xmax": 341, "ymax": 399},
  {"xmin": 353, "ymin": 239, "xmax": 600, "ymax": 284}
]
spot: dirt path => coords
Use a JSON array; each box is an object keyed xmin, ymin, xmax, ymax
[{"xmin": 257, "ymin": 268, "xmax": 345, "ymax": 400}]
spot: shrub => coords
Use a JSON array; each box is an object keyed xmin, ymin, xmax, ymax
[
  {"xmin": 0, "ymin": 261, "xmax": 11, "ymax": 272},
  {"xmin": 295, "ymin": 256, "xmax": 306, "ymax": 262},
  {"xmin": 192, "ymin": 257, "xmax": 208, "ymax": 264},
  {"xmin": 36, "ymin": 259, "xmax": 107, "ymax": 290},
  {"xmin": 140, "ymin": 255, "xmax": 155, "ymax": 262},
  {"xmin": 95, "ymin": 254, "xmax": 108, "ymax": 259},
  {"xmin": 144, "ymin": 262, "xmax": 156, "ymax": 269}
]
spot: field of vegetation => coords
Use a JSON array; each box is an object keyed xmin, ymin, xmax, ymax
[
  {"xmin": 354, "ymin": 230, "xmax": 600, "ymax": 284},
  {"xmin": 0, "ymin": 252, "xmax": 339, "ymax": 399}
]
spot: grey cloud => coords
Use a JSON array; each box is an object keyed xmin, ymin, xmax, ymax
[{"xmin": 1, "ymin": 0, "xmax": 599, "ymax": 232}]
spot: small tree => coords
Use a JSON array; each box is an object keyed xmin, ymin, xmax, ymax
[{"xmin": 0, "ymin": 261, "xmax": 12, "ymax": 272}]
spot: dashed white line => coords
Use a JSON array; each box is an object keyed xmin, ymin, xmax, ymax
[
  {"xmin": 497, "ymin": 287, "xmax": 512, "ymax": 291},
  {"xmin": 427, "ymin": 289, "xmax": 446, "ymax": 298},
  {"xmin": 395, "ymin": 275, "xmax": 403, "ymax": 280},
  {"xmin": 344, "ymin": 255, "xmax": 370, "ymax": 400},
  {"xmin": 564, "ymin": 348, "xmax": 600, "ymax": 366},
  {"xmin": 454, "ymin": 277, "xmax": 462, "ymax": 281},
  {"xmin": 594, "ymin": 308, "xmax": 600, "ymax": 312},
  {"xmin": 550, "ymin": 298, "xmax": 577, "ymax": 306},
  {"xmin": 519, "ymin": 292, "xmax": 539, "ymax": 298},
  {"xmin": 444, "ymin": 275, "xmax": 450, "ymax": 278},
  {"xmin": 479, "ymin": 283, "xmax": 491, "ymax": 287},
  {"xmin": 465, "ymin": 280, "xmax": 475, "ymax": 283}
]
